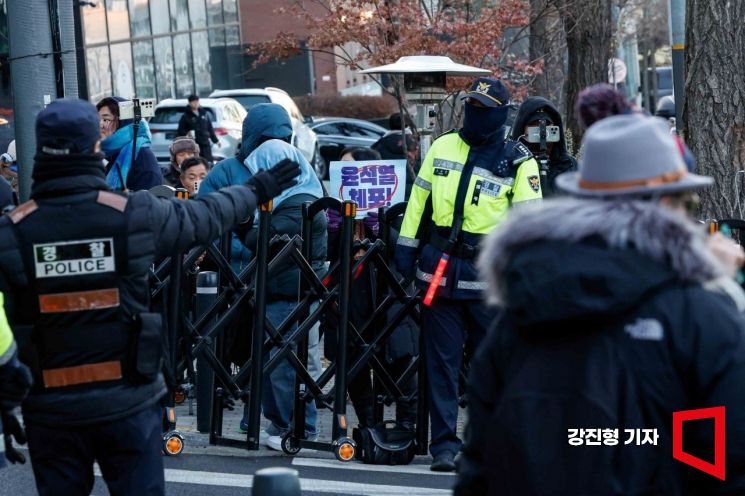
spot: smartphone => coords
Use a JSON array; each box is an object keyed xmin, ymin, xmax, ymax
[
  {"xmin": 525, "ymin": 125, "xmax": 560, "ymax": 144},
  {"xmin": 193, "ymin": 180, "xmax": 201, "ymax": 195},
  {"xmin": 118, "ymin": 98, "xmax": 156, "ymax": 119}
]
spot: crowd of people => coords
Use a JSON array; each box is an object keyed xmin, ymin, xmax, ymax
[{"xmin": 0, "ymin": 75, "xmax": 743, "ymax": 495}]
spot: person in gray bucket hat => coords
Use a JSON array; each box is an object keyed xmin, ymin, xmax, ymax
[{"xmin": 454, "ymin": 115, "xmax": 745, "ymax": 495}]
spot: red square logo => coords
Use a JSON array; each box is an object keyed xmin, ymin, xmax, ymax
[{"xmin": 672, "ymin": 406, "xmax": 725, "ymax": 480}]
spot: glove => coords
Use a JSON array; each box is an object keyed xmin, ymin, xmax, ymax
[
  {"xmin": 2, "ymin": 411, "xmax": 26, "ymax": 464},
  {"xmin": 246, "ymin": 158, "xmax": 301, "ymax": 205},
  {"xmin": 0, "ymin": 353, "xmax": 33, "ymax": 410}
]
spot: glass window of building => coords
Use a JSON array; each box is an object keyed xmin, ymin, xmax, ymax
[
  {"xmin": 106, "ymin": 0, "xmax": 130, "ymax": 42},
  {"xmin": 225, "ymin": 25, "xmax": 240, "ymax": 46},
  {"xmin": 133, "ymin": 41, "xmax": 157, "ymax": 99},
  {"xmin": 207, "ymin": 0, "xmax": 223, "ymax": 26},
  {"xmin": 110, "ymin": 43, "xmax": 135, "ymax": 99},
  {"xmin": 188, "ymin": 0, "xmax": 207, "ymax": 28},
  {"xmin": 129, "ymin": 0, "xmax": 152, "ymax": 37},
  {"xmin": 173, "ymin": 34, "xmax": 194, "ymax": 98},
  {"xmin": 209, "ymin": 27, "xmax": 225, "ymax": 47},
  {"xmin": 86, "ymin": 46, "xmax": 113, "ymax": 103},
  {"xmin": 223, "ymin": 0, "xmax": 239, "ymax": 24},
  {"xmin": 82, "ymin": 2, "xmax": 108, "ymax": 45},
  {"xmin": 191, "ymin": 31, "xmax": 211, "ymax": 95},
  {"xmin": 169, "ymin": 0, "xmax": 190, "ymax": 32},
  {"xmin": 150, "ymin": 0, "xmax": 171, "ymax": 35},
  {"xmin": 153, "ymin": 37, "xmax": 176, "ymax": 101}
]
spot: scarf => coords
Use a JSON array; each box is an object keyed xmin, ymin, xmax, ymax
[{"xmin": 101, "ymin": 119, "xmax": 152, "ymax": 190}]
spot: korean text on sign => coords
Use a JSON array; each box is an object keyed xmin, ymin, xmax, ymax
[{"xmin": 330, "ymin": 160, "xmax": 407, "ymax": 219}]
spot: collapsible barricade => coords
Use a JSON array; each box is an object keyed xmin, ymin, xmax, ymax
[{"xmin": 150, "ymin": 197, "xmax": 428, "ymax": 459}]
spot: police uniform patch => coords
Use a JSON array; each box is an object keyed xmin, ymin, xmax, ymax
[
  {"xmin": 528, "ymin": 175, "xmax": 541, "ymax": 193},
  {"xmin": 433, "ymin": 168, "xmax": 450, "ymax": 177},
  {"xmin": 34, "ymin": 238, "xmax": 115, "ymax": 279}
]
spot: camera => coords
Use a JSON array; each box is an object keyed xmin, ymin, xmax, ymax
[
  {"xmin": 525, "ymin": 125, "xmax": 560, "ymax": 144},
  {"xmin": 119, "ymin": 98, "xmax": 156, "ymax": 120}
]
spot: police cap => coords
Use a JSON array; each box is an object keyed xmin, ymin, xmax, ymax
[{"xmin": 36, "ymin": 99, "xmax": 100, "ymax": 155}]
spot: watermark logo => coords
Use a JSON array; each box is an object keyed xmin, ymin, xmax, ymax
[{"xmin": 672, "ymin": 406, "xmax": 726, "ymax": 481}]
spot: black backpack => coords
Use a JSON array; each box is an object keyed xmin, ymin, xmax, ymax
[{"xmin": 352, "ymin": 421, "xmax": 417, "ymax": 465}]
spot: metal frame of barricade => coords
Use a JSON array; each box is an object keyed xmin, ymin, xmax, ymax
[{"xmin": 149, "ymin": 197, "xmax": 429, "ymax": 459}]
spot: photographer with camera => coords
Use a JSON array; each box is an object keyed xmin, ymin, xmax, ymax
[
  {"xmin": 97, "ymin": 96, "xmax": 163, "ymax": 191},
  {"xmin": 510, "ymin": 97, "xmax": 577, "ymax": 197}
]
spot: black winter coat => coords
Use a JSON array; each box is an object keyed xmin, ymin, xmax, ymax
[
  {"xmin": 242, "ymin": 193, "xmax": 327, "ymax": 300},
  {"xmin": 456, "ymin": 198, "xmax": 745, "ymax": 496},
  {"xmin": 177, "ymin": 107, "xmax": 218, "ymax": 148},
  {"xmin": 0, "ymin": 171, "xmax": 257, "ymax": 426}
]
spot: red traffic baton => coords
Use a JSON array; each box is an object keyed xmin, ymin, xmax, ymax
[{"xmin": 423, "ymin": 253, "xmax": 450, "ymax": 306}]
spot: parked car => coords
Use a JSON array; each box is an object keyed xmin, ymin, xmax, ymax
[
  {"xmin": 308, "ymin": 117, "xmax": 388, "ymax": 177},
  {"xmin": 150, "ymin": 98, "xmax": 246, "ymax": 172},
  {"xmin": 209, "ymin": 88, "xmax": 324, "ymax": 177}
]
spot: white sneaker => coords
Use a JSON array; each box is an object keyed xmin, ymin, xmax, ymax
[
  {"xmin": 260, "ymin": 429, "xmax": 271, "ymax": 445},
  {"xmin": 266, "ymin": 435, "xmax": 283, "ymax": 451}
]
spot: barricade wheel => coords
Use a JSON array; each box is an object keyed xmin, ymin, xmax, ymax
[
  {"xmin": 163, "ymin": 431, "xmax": 185, "ymax": 456},
  {"xmin": 281, "ymin": 433, "xmax": 301, "ymax": 456},
  {"xmin": 333, "ymin": 437, "xmax": 356, "ymax": 462},
  {"xmin": 174, "ymin": 388, "xmax": 186, "ymax": 405}
]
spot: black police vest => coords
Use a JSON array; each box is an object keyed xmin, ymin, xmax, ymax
[{"xmin": 10, "ymin": 191, "xmax": 132, "ymax": 391}]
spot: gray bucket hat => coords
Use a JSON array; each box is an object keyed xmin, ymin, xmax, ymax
[{"xmin": 556, "ymin": 115, "xmax": 713, "ymax": 197}]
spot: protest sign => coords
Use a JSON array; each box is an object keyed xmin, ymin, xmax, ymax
[{"xmin": 329, "ymin": 160, "xmax": 407, "ymax": 219}]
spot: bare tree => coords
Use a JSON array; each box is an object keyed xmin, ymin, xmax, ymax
[
  {"xmin": 528, "ymin": 0, "xmax": 566, "ymax": 110},
  {"xmin": 684, "ymin": 0, "xmax": 745, "ymax": 219},
  {"xmin": 560, "ymin": 0, "xmax": 614, "ymax": 149}
]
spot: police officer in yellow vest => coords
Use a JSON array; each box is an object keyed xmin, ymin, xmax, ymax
[{"xmin": 395, "ymin": 77, "xmax": 541, "ymax": 472}]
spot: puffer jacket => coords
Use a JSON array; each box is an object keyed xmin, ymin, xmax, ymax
[
  {"xmin": 242, "ymin": 193, "xmax": 327, "ymax": 299},
  {"xmin": 0, "ymin": 172, "xmax": 257, "ymax": 426},
  {"xmin": 455, "ymin": 198, "xmax": 745, "ymax": 496},
  {"xmin": 200, "ymin": 104, "xmax": 293, "ymax": 273}
]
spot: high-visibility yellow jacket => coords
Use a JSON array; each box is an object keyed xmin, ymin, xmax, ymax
[
  {"xmin": 0, "ymin": 293, "xmax": 15, "ymax": 366},
  {"xmin": 394, "ymin": 130, "xmax": 542, "ymax": 299}
]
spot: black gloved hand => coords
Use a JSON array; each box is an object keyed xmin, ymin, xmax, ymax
[
  {"xmin": 0, "ymin": 352, "xmax": 33, "ymax": 411},
  {"xmin": 246, "ymin": 158, "xmax": 301, "ymax": 205},
  {"xmin": 2, "ymin": 411, "xmax": 26, "ymax": 464}
]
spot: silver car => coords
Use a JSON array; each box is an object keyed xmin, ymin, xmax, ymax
[
  {"xmin": 149, "ymin": 98, "xmax": 247, "ymax": 170},
  {"xmin": 209, "ymin": 88, "xmax": 324, "ymax": 177}
]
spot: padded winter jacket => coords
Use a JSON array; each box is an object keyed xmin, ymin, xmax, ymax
[{"xmin": 455, "ymin": 198, "xmax": 745, "ymax": 496}]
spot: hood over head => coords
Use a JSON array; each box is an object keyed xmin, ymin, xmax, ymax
[
  {"xmin": 478, "ymin": 198, "xmax": 724, "ymax": 325},
  {"xmin": 239, "ymin": 103, "xmax": 293, "ymax": 161},
  {"xmin": 243, "ymin": 139, "xmax": 323, "ymax": 210},
  {"xmin": 510, "ymin": 96, "xmax": 571, "ymax": 164}
]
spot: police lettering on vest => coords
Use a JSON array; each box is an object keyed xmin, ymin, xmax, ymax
[{"xmin": 34, "ymin": 238, "xmax": 115, "ymax": 278}]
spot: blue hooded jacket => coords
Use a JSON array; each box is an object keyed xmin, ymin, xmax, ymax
[{"xmin": 200, "ymin": 104, "xmax": 293, "ymax": 272}]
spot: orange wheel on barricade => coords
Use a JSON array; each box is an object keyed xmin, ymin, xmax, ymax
[
  {"xmin": 333, "ymin": 437, "xmax": 356, "ymax": 462},
  {"xmin": 163, "ymin": 431, "xmax": 185, "ymax": 456}
]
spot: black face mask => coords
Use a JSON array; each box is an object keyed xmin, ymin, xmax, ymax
[{"xmin": 460, "ymin": 104, "xmax": 509, "ymax": 146}]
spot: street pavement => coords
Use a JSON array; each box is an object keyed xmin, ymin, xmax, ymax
[{"xmin": 0, "ymin": 391, "xmax": 464, "ymax": 495}]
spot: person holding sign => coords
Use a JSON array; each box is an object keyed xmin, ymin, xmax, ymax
[{"xmin": 394, "ymin": 77, "xmax": 542, "ymax": 472}]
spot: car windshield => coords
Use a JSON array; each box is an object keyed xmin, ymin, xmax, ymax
[
  {"xmin": 151, "ymin": 107, "xmax": 216, "ymax": 124},
  {"xmin": 228, "ymin": 95, "xmax": 272, "ymax": 111}
]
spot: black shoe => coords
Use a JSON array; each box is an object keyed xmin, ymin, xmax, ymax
[{"xmin": 430, "ymin": 450, "xmax": 456, "ymax": 472}]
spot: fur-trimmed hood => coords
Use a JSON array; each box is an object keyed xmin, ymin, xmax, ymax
[{"xmin": 478, "ymin": 198, "xmax": 725, "ymax": 324}]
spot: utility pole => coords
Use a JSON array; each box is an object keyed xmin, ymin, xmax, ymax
[
  {"xmin": 668, "ymin": 0, "xmax": 685, "ymax": 131},
  {"xmin": 6, "ymin": 0, "xmax": 57, "ymax": 201}
]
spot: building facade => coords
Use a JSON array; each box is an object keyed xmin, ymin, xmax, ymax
[{"xmin": 80, "ymin": 0, "xmax": 243, "ymax": 102}]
